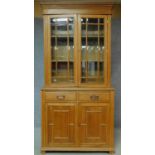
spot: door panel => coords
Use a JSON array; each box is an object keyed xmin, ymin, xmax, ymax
[
  {"xmin": 47, "ymin": 15, "xmax": 77, "ymax": 85},
  {"xmin": 78, "ymin": 15, "xmax": 107, "ymax": 85},
  {"xmin": 79, "ymin": 104, "xmax": 110, "ymax": 146},
  {"xmin": 47, "ymin": 105, "xmax": 75, "ymax": 146}
]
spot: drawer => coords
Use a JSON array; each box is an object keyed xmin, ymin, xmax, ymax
[
  {"xmin": 45, "ymin": 92, "xmax": 76, "ymax": 102},
  {"xmin": 78, "ymin": 92, "xmax": 110, "ymax": 102}
]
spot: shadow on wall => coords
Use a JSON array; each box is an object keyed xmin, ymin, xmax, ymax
[
  {"xmin": 111, "ymin": 18, "xmax": 121, "ymax": 128},
  {"xmin": 34, "ymin": 18, "xmax": 44, "ymax": 128}
]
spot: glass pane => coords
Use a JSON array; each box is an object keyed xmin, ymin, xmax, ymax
[
  {"xmin": 88, "ymin": 25, "xmax": 98, "ymax": 36},
  {"xmin": 88, "ymin": 62, "xmax": 97, "ymax": 77},
  {"xmin": 88, "ymin": 46, "xmax": 98, "ymax": 61},
  {"xmin": 87, "ymin": 18, "xmax": 98, "ymax": 24},
  {"xmin": 81, "ymin": 18, "xmax": 86, "ymax": 24},
  {"xmin": 81, "ymin": 17, "xmax": 105, "ymax": 84},
  {"xmin": 100, "ymin": 25, "xmax": 104, "ymax": 35},
  {"xmin": 99, "ymin": 18, "xmax": 104, "ymax": 24},
  {"xmin": 50, "ymin": 17, "xmax": 74, "ymax": 83}
]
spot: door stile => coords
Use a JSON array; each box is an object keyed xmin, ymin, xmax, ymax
[
  {"xmin": 44, "ymin": 15, "xmax": 51, "ymax": 85},
  {"xmin": 107, "ymin": 15, "xmax": 112, "ymax": 87},
  {"xmin": 74, "ymin": 14, "xmax": 78, "ymax": 86},
  {"xmin": 104, "ymin": 16, "xmax": 108, "ymax": 86},
  {"xmin": 77, "ymin": 15, "xmax": 82, "ymax": 86},
  {"xmin": 75, "ymin": 14, "xmax": 80, "ymax": 147}
]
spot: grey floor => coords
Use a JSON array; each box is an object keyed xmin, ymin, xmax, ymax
[{"xmin": 34, "ymin": 128, "xmax": 121, "ymax": 155}]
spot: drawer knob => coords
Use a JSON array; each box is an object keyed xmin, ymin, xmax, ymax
[
  {"xmin": 90, "ymin": 95, "xmax": 99, "ymax": 101},
  {"xmin": 57, "ymin": 95, "xmax": 65, "ymax": 100}
]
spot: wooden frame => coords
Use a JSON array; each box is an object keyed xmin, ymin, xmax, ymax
[
  {"xmin": 41, "ymin": 89, "xmax": 115, "ymax": 152},
  {"xmin": 41, "ymin": 4, "xmax": 113, "ymax": 15},
  {"xmin": 44, "ymin": 14, "xmax": 78, "ymax": 87},
  {"xmin": 41, "ymin": 3, "xmax": 115, "ymax": 154},
  {"xmin": 77, "ymin": 14, "xmax": 109, "ymax": 87},
  {"xmin": 44, "ymin": 14, "xmax": 112, "ymax": 87}
]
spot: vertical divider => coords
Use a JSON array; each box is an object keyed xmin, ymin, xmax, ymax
[
  {"xmin": 47, "ymin": 16, "xmax": 51, "ymax": 84},
  {"xmin": 43, "ymin": 16, "xmax": 49, "ymax": 84},
  {"xmin": 107, "ymin": 15, "xmax": 111, "ymax": 87},
  {"xmin": 104, "ymin": 16, "xmax": 108, "ymax": 86},
  {"xmin": 74, "ymin": 15, "xmax": 79, "ymax": 147},
  {"xmin": 77, "ymin": 15, "xmax": 81, "ymax": 85},
  {"xmin": 86, "ymin": 18, "xmax": 88, "ymax": 82},
  {"xmin": 67, "ymin": 17, "xmax": 70, "ymax": 81},
  {"xmin": 97, "ymin": 18, "xmax": 100, "ymax": 81},
  {"xmin": 55, "ymin": 18, "xmax": 58, "ymax": 77}
]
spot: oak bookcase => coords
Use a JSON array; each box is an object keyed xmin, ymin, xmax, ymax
[{"xmin": 41, "ymin": 3, "xmax": 115, "ymax": 154}]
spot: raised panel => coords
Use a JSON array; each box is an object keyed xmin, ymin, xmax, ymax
[
  {"xmin": 79, "ymin": 104, "xmax": 110, "ymax": 146},
  {"xmin": 47, "ymin": 105, "xmax": 75, "ymax": 146}
]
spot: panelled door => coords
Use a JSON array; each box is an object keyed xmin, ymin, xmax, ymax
[
  {"xmin": 47, "ymin": 105, "xmax": 76, "ymax": 146},
  {"xmin": 44, "ymin": 14, "xmax": 109, "ymax": 87},
  {"xmin": 44, "ymin": 15, "xmax": 78, "ymax": 86},
  {"xmin": 79, "ymin": 104, "xmax": 110, "ymax": 146},
  {"xmin": 45, "ymin": 103, "xmax": 110, "ymax": 147},
  {"xmin": 78, "ymin": 15, "xmax": 108, "ymax": 86}
]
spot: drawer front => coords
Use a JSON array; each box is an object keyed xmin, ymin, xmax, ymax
[
  {"xmin": 78, "ymin": 92, "xmax": 110, "ymax": 102},
  {"xmin": 45, "ymin": 92, "xmax": 76, "ymax": 102}
]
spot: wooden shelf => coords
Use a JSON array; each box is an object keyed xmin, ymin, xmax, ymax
[
  {"xmin": 51, "ymin": 35, "xmax": 104, "ymax": 38},
  {"xmin": 81, "ymin": 23, "xmax": 104, "ymax": 25},
  {"xmin": 51, "ymin": 23, "xmax": 73, "ymax": 26},
  {"xmin": 81, "ymin": 36, "xmax": 104, "ymax": 38},
  {"xmin": 81, "ymin": 60, "xmax": 104, "ymax": 62},
  {"xmin": 51, "ymin": 35, "xmax": 74, "ymax": 38},
  {"xmin": 81, "ymin": 34, "xmax": 104, "ymax": 37},
  {"xmin": 52, "ymin": 76, "xmax": 74, "ymax": 78},
  {"xmin": 52, "ymin": 60, "xmax": 74, "ymax": 62},
  {"xmin": 81, "ymin": 76, "xmax": 103, "ymax": 79}
]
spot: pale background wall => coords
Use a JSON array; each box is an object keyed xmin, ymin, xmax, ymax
[{"xmin": 34, "ymin": 18, "xmax": 121, "ymax": 128}]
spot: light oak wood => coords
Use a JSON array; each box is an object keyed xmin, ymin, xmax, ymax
[
  {"xmin": 41, "ymin": 89, "xmax": 115, "ymax": 152},
  {"xmin": 41, "ymin": 2, "xmax": 115, "ymax": 154},
  {"xmin": 107, "ymin": 15, "xmax": 112, "ymax": 87},
  {"xmin": 79, "ymin": 104, "xmax": 110, "ymax": 146},
  {"xmin": 34, "ymin": 1, "xmax": 121, "ymax": 18},
  {"xmin": 47, "ymin": 105, "xmax": 76, "ymax": 146},
  {"xmin": 45, "ymin": 91, "xmax": 77, "ymax": 102},
  {"xmin": 38, "ymin": 0, "xmax": 120, "ymax": 5},
  {"xmin": 42, "ymin": 87, "xmax": 115, "ymax": 91},
  {"xmin": 41, "ymin": 146, "xmax": 114, "ymax": 151},
  {"xmin": 42, "ymin": 4, "xmax": 113, "ymax": 15},
  {"xmin": 78, "ymin": 92, "xmax": 110, "ymax": 102}
]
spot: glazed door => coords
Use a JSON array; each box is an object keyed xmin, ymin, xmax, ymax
[
  {"xmin": 47, "ymin": 105, "xmax": 76, "ymax": 146},
  {"xmin": 79, "ymin": 104, "xmax": 110, "ymax": 146},
  {"xmin": 44, "ymin": 15, "xmax": 78, "ymax": 85},
  {"xmin": 78, "ymin": 15, "xmax": 108, "ymax": 86}
]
